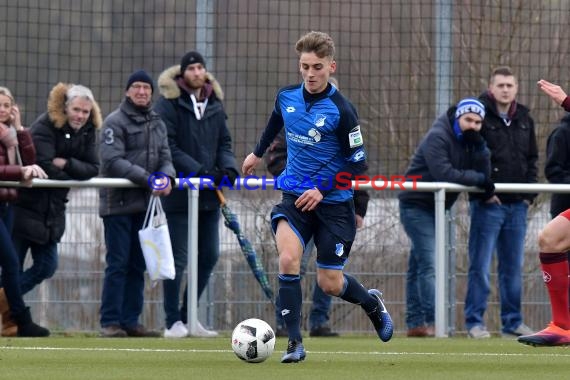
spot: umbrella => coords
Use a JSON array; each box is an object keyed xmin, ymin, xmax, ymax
[{"xmin": 216, "ymin": 190, "xmax": 274, "ymax": 303}]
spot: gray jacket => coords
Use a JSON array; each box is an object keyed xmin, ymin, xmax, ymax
[{"xmin": 99, "ymin": 98, "xmax": 175, "ymax": 216}]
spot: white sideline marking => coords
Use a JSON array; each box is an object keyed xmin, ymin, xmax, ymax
[{"xmin": 1, "ymin": 346, "xmax": 570, "ymax": 357}]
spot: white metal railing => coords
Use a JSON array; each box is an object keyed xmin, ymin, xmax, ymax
[{"xmin": 2, "ymin": 178, "xmax": 570, "ymax": 337}]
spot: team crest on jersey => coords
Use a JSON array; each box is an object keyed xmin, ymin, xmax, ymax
[
  {"xmin": 335, "ymin": 243, "xmax": 344, "ymax": 257},
  {"xmin": 349, "ymin": 125, "xmax": 363, "ymax": 147},
  {"xmin": 286, "ymin": 106, "xmax": 296, "ymax": 113},
  {"xmin": 314, "ymin": 113, "xmax": 326, "ymax": 127}
]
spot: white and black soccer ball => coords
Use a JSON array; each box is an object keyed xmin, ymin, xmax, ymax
[{"xmin": 231, "ymin": 318, "xmax": 276, "ymax": 363}]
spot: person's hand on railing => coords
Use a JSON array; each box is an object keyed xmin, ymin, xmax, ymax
[{"xmin": 20, "ymin": 164, "xmax": 48, "ymax": 187}]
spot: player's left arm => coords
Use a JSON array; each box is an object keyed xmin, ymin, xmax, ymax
[{"xmin": 321, "ymin": 102, "xmax": 367, "ymax": 195}]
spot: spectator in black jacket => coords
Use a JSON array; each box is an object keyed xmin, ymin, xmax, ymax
[
  {"xmin": 154, "ymin": 51, "xmax": 239, "ymax": 338},
  {"xmin": 399, "ymin": 97, "xmax": 491, "ymax": 337},
  {"xmin": 10, "ymin": 83, "xmax": 101, "ymax": 336},
  {"xmin": 465, "ymin": 66, "xmax": 537, "ymax": 339},
  {"xmin": 517, "ymin": 79, "xmax": 570, "ymax": 346},
  {"xmin": 545, "ymin": 113, "xmax": 570, "ymax": 218}
]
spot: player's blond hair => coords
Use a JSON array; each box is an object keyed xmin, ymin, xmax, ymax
[{"xmin": 295, "ymin": 31, "xmax": 335, "ymax": 60}]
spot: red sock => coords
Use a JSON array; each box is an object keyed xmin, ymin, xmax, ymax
[{"xmin": 540, "ymin": 252, "xmax": 570, "ymax": 329}]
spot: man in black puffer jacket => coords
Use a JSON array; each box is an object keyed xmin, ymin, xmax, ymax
[
  {"xmin": 154, "ymin": 51, "xmax": 239, "ymax": 338},
  {"xmin": 465, "ymin": 66, "xmax": 538, "ymax": 339}
]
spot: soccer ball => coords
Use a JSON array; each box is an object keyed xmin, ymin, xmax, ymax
[{"xmin": 231, "ymin": 318, "xmax": 276, "ymax": 363}]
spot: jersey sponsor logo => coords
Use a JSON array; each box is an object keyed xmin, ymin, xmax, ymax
[
  {"xmin": 335, "ymin": 243, "xmax": 344, "ymax": 257},
  {"xmin": 308, "ymin": 128, "xmax": 321, "ymax": 142},
  {"xmin": 286, "ymin": 106, "xmax": 296, "ymax": 113},
  {"xmin": 314, "ymin": 113, "xmax": 326, "ymax": 127},
  {"xmin": 349, "ymin": 125, "xmax": 363, "ymax": 147}
]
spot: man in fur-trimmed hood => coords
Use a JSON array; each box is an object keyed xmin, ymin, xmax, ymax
[
  {"xmin": 10, "ymin": 83, "xmax": 101, "ymax": 334},
  {"xmin": 154, "ymin": 50, "xmax": 238, "ymax": 338}
]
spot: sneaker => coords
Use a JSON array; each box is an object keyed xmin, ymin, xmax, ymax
[
  {"xmin": 502, "ymin": 323, "xmax": 534, "ymax": 338},
  {"xmin": 100, "ymin": 325, "xmax": 127, "ymax": 338},
  {"xmin": 124, "ymin": 324, "xmax": 161, "ymax": 337},
  {"xmin": 309, "ymin": 325, "xmax": 339, "ymax": 337},
  {"xmin": 366, "ymin": 289, "xmax": 393, "ymax": 342},
  {"xmin": 188, "ymin": 321, "xmax": 218, "ymax": 337},
  {"xmin": 275, "ymin": 326, "xmax": 288, "ymax": 338},
  {"xmin": 281, "ymin": 340, "xmax": 306, "ymax": 363},
  {"xmin": 407, "ymin": 326, "xmax": 429, "ymax": 337},
  {"xmin": 407, "ymin": 325, "xmax": 435, "ymax": 337},
  {"xmin": 517, "ymin": 322, "xmax": 570, "ymax": 347},
  {"xmin": 164, "ymin": 321, "xmax": 188, "ymax": 338},
  {"xmin": 468, "ymin": 325, "xmax": 491, "ymax": 339}
]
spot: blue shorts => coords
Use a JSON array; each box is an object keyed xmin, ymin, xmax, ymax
[{"xmin": 270, "ymin": 192, "xmax": 356, "ymax": 270}]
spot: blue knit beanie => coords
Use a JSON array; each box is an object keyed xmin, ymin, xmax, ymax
[
  {"xmin": 455, "ymin": 98, "xmax": 485, "ymax": 120},
  {"xmin": 125, "ymin": 70, "xmax": 154, "ymax": 92}
]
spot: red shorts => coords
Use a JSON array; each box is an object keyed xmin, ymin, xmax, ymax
[{"xmin": 559, "ymin": 209, "xmax": 570, "ymax": 221}]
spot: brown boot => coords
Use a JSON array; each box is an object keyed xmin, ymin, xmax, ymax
[{"xmin": 0, "ymin": 288, "xmax": 18, "ymax": 337}]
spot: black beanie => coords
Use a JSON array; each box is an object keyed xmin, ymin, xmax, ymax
[
  {"xmin": 180, "ymin": 51, "xmax": 206, "ymax": 73},
  {"xmin": 125, "ymin": 70, "xmax": 154, "ymax": 92}
]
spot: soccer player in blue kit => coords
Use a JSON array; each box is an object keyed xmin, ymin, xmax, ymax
[{"xmin": 242, "ymin": 31, "xmax": 393, "ymax": 363}]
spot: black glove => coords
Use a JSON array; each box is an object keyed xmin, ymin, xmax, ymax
[
  {"xmin": 224, "ymin": 169, "xmax": 238, "ymax": 185},
  {"xmin": 211, "ymin": 170, "xmax": 227, "ymax": 186},
  {"xmin": 479, "ymin": 179, "xmax": 495, "ymax": 200},
  {"xmin": 462, "ymin": 129, "xmax": 485, "ymax": 147},
  {"xmin": 198, "ymin": 169, "xmax": 226, "ymax": 187}
]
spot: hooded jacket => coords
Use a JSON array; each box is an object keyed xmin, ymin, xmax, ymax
[
  {"xmin": 154, "ymin": 65, "xmax": 238, "ymax": 212},
  {"xmin": 475, "ymin": 91, "xmax": 538, "ymax": 203},
  {"xmin": 99, "ymin": 97, "xmax": 175, "ymax": 217},
  {"xmin": 398, "ymin": 107, "xmax": 490, "ymax": 210},
  {"xmin": 545, "ymin": 113, "xmax": 570, "ymax": 217},
  {"xmin": 13, "ymin": 83, "xmax": 102, "ymax": 244}
]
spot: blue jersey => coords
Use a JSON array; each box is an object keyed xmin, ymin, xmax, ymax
[{"xmin": 254, "ymin": 83, "xmax": 366, "ymax": 203}]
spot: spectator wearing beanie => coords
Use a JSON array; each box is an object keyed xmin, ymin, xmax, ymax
[
  {"xmin": 98, "ymin": 70, "xmax": 175, "ymax": 338},
  {"xmin": 398, "ymin": 97, "xmax": 492, "ymax": 338},
  {"xmin": 154, "ymin": 52, "xmax": 238, "ymax": 338}
]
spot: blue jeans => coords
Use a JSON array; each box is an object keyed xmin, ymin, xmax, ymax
[
  {"xmin": 275, "ymin": 239, "xmax": 332, "ymax": 330},
  {"xmin": 465, "ymin": 200, "xmax": 528, "ymax": 333},
  {"xmin": 13, "ymin": 237, "xmax": 58, "ymax": 295},
  {"xmin": 0, "ymin": 203, "xmax": 26, "ymax": 316},
  {"xmin": 399, "ymin": 201, "xmax": 435, "ymax": 329},
  {"xmin": 163, "ymin": 210, "xmax": 220, "ymax": 328},
  {"xmin": 100, "ymin": 214, "xmax": 146, "ymax": 329}
]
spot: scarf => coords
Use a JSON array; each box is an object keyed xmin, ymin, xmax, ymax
[{"xmin": 0, "ymin": 123, "xmax": 19, "ymax": 165}]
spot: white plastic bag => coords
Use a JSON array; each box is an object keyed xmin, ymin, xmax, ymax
[{"xmin": 138, "ymin": 195, "xmax": 175, "ymax": 284}]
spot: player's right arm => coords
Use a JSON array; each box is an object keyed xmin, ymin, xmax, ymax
[{"xmin": 242, "ymin": 97, "xmax": 284, "ymax": 174}]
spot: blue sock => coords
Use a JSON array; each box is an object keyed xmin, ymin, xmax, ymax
[
  {"xmin": 339, "ymin": 274, "xmax": 377, "ymax": 313},
  {"xmin": 278, "ymin": 274, "xmax": 302, "ymax": 342}
]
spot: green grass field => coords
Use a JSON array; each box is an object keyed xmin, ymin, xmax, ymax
[{"xmin": 1, "ymin": 334, "xmax": 569, "ymax": 380}]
